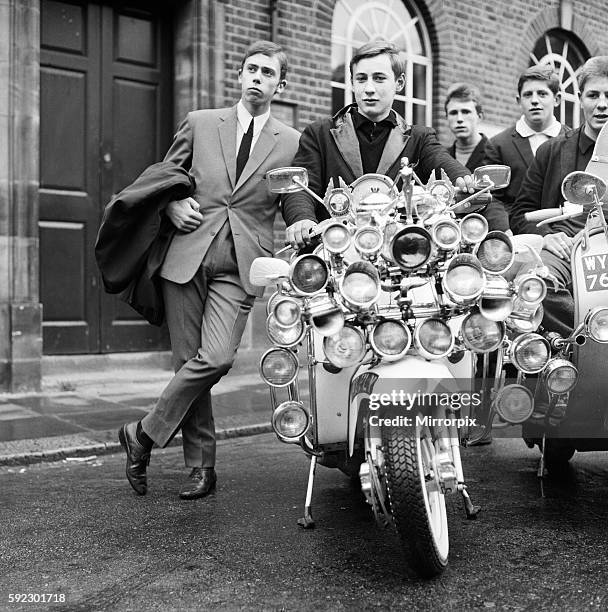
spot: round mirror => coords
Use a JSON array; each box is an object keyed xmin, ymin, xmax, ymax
[{"xmin": 561, "ymin": 171, "xmax": 608, "ymax": 205}]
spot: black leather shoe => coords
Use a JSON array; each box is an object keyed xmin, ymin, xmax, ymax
[
  {"xmin": 118, "ymin": 423, "xmax": 150, "ymax": 496},
  {"xmin": 179, "ymin": 468, "xmax": 217, "ymax": 500}
]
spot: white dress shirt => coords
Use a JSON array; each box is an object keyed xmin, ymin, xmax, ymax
[
  {"xmin": 515, "ymin": 115, "xmax": 562, "ymax": 155},
  {"xmin": 236, "ymin": 101, "xmax": 270, "ymax": 153}
]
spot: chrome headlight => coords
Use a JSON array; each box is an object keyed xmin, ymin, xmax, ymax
[
  {"xmin": 289, "ymin": 254, "xmax": 329, "ymax": 296},
  {"xmin": 431, "ymin": 218, "xmax": 461, "ymax": 250},
  {"xmin": 506, "ymin": 302, "xmax": 544, "ymax": 333},
  {"xmin": 442, "ymin": 253, "xmax": 485, "ymax": 304},
  {"xmin": 323, "ymin": 325, "xmax": 366, "ymax": 368},
  {"xmin": 339, "ymin": 261, "xmax": 380, "ymax": 311},
  {"xmin": 390, "ymin": 226, "xmax": 434, "ymax": 270},
  {"xmin": 474, "ymin": 231, "xmax": 514, "ymax": 275},
  {"xmin": 266, "ymin": 314, "xmax": 305, "ymax": 347},
  {"xmin": 495, "ymin": 384, "xmax": 534, "ymax": 424},
  {"xmin": 322, "ymin": 222, "xmax": 351, "ymax": 254},
  {"xmin": 272, "ymin": 401, "xmax": 310, "ymax": 442},
  {"xmin": 543, "ymin": 358, "xmax": 579, "ymax": 394},
  {"xmin": 307, "ymin": 295, "xmax": 345, "ymax": 337},
  {"xmin": 460, "ymin": 213, "xmax": 488, "ymax": 245},
  {"xmin": 414, "ymin": 318, "xmax": 454, "ymax": 360},
  {"xmin": 515, "ymin": 274, "xmax": 547, "ymax": 305},
  {"xmin": 370, "ymin": 320, "xmax": 412, "ymax": 361},
  {"xmin": 272, "ymin": 297, "xmax": 302, "ymax": 328},
  {"xmin": 353, "ymin": 225, "xmax": 383, "ymax": 258},
  {"xmin": 509, "ymin": 332, "xmax": 550, "ymax": 374},
  {"xmin": 584, "ymin": 307, "xmax": 608, "ymax": 343},
  {"xmin": 260, "ymin": 348, "xmax": 299, "ymax": 387},
  {"xmin": 461, "ymin": 312, "xmax": 505, "ymax": 353}
]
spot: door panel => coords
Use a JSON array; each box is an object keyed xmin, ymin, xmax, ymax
[
  {"xmin": 40, "ymin": 0, "xmax": 173, "ymax": 354},
  {"xmin": 40, "ymin": 1, "xmax": 101, "ymax": 353}
]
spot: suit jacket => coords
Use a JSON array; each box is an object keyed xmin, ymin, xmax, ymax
[
  {"xmin": 484, "ymin": 122, "xmax": 570, "ymax": 213},
  {"xmin": 446, "ymin": 134, "xmax": 509, "ymax": 231},
  {"xmin": 510, "ymin": 127, "xmax": 595, "ymax": 236},
  {"xmin": 95, "ymin": 161, "xmax": 195, "ymax": 325},
  {"xmin": 282, "ymin": 104, "xmax": 469, "ymax": 225},
  {"xmin": 160, "ymin": 105, "xmax": 300, "ymax": 296}
]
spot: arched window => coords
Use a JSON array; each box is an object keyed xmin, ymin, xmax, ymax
[
  {"xmin": 529, "ymin": 29, "xmax": 589, "ymax": 128},
  {"xmin": 331, "ymin": 0, "xmax": 433, "ymax": 125}
]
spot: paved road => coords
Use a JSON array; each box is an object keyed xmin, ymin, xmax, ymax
[{"xmin": 1, "ymin": 434, "xmax": 608, "ymax": 611}]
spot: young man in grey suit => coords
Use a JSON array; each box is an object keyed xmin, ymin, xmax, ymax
[
  {"xmin": 484, "ymin": 65, "xmax": 569, "ymax": 215},
  {"xmin": 118, "ymin": 41, "xmax": 301, "ymax": 499}
]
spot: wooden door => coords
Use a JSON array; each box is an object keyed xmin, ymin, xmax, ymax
[{"xmin": 40, "ymin": 0, "xmax": 173, "ymax": 354}]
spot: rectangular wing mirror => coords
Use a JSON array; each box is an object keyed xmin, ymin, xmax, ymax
[
  {"xmin": 249, "ymin": 257, "xmax": 290, "ymax": 287},
  {"xmin": 473, "ymin": 165, "xmax": 511, "ymax": 190},
  {"xmin": 266, "ymin": 167, "xmax": 309, "ymax": 193}
]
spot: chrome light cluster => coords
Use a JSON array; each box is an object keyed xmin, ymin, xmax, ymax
[{"xmin": 474, "ymin": 231, "xmax": 514, "ymax": 275}]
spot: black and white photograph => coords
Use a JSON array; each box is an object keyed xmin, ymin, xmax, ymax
[{"xmin": 2, "ymin": 0, "xmax": 608, "ymax": 609}]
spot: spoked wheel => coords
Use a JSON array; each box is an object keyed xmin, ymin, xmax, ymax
[{"xmin": 382, "ymin": 422, "xmax": 449, "ymax": 578}]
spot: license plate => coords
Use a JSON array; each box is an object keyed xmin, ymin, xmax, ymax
[{"xmin": 582, "ymin": 252, "xmax": 608, "ymax": 292}]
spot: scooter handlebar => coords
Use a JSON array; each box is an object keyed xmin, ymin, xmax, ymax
[{"xmin": 524, "ymin": 208, "xmax": 562, "ymax": 222}]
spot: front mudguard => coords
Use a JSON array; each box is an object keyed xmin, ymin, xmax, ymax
[{"xmin": 347, "ymin": 354, "xmax": 474, "ymax": 456}]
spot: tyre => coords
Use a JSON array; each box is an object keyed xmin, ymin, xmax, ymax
[
  {"xmin": 543, "ymin": 439, "xmax": 575, "ymax": 471},
  {"xmin": 381, "ymin": 422, "xmax": 449, "ymax": 578}
]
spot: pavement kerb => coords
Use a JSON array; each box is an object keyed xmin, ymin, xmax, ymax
[{"xmin": 0, "ymin": 423, "xmax": 273, "ymax": 467}]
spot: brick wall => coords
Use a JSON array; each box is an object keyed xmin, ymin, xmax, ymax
[{"xmin": 209, "ymin": 0, "xmax": 608, "ymax": 145}]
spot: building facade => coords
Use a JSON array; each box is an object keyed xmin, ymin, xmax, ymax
[{"xmin": 1, "ymin": 0, "xmax": 607, "ymax": 392}]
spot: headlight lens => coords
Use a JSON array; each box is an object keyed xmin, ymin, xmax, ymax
[
  {"xmin": 544, "ymin": 358, "xmax": 579, "ymax": 394},
  {"xmin": 290, "ymin": 254, "xmax": 329, "ymax": 295},
  {"xmin": 460, "ymin": 213, "xmax": 488, "ymax": 245},
  {"xmin": 390, "ymin": 226, "xmax": 433, "ymax": 270},
  {"xmin": 442, "ymin": 254, "xmax": 485, "ymax": 303},
  {"xmin": 432, "ymin": 219, "xmax": 461, "ymax": 250},
  {"xmin": 495, "ymin": 384, "xmax": 534, "ymax": 424},
  {"xmin": 273, "ymin": 297, "xmax": 302, "ymax": 328},
  {"xmin": 322, "ymin": 222, "xmax": 351, "ymax": 254},
  {"xmin": 323, "ymin": 325, "xmax": 366, "ymax": 368},
  {"xmin": 339, "ymin": 261, "xmax": 380, "ymax": 310},
  {"xmin": 516, "ymin": 274, "xmax": 547, "ymax": 305},
  {"xmin": 509, "ymin": 332, "xmax": 550, "ymax": 373},
  {"xmin": 414, "ymin": 318, "xmax": 454, "ymax": 359},
  {"xmin": 266, "ymin": 314, "xmax": 305, "ymax": 347},
  {"xmin": 370, "ymin": 320, "xmax": 412, "ymax": 361},
  {"xmin": 260, "ymin": 348, "xmax": 299, "ymax": 387},
  {"xmin": 354, "ymin": 226, "xmax": 383, "ymax": 257},
  {"xmin": 461, "ymin": 312, "xmax": 505, "ymax": 353},
  {"xmin": 585, "ymin": 307, "xmax": 608, "ymax": 343},
  {"xmin": 272, "ymin": 401, "xmax": 310, "ymax": 442},
  {"xmin": 475, "ymin": 231, "xmax": 514, "ymax": 274}
]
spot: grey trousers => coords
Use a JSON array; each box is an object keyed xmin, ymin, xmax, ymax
[
  {"xmin": 141, "ymin": 228, "xmax": 255, "ymax": 467},
  {"xmin": 540, "ymin": 248, "xmax": 574, "ymax": 338}
]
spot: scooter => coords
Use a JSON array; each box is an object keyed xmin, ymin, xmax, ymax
[{"xmin": 250, "ymin": 161, "xmax": 535, "ymax": 577}]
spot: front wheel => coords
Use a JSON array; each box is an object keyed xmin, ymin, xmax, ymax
[{"xmin": 382, "ymin": 423, "xmax": 449, "ymax": 578}]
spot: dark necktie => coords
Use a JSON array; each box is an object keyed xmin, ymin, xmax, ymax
[{"xmin": 235, "ymin": 118, "xmax": 254, "ymax": 181}]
